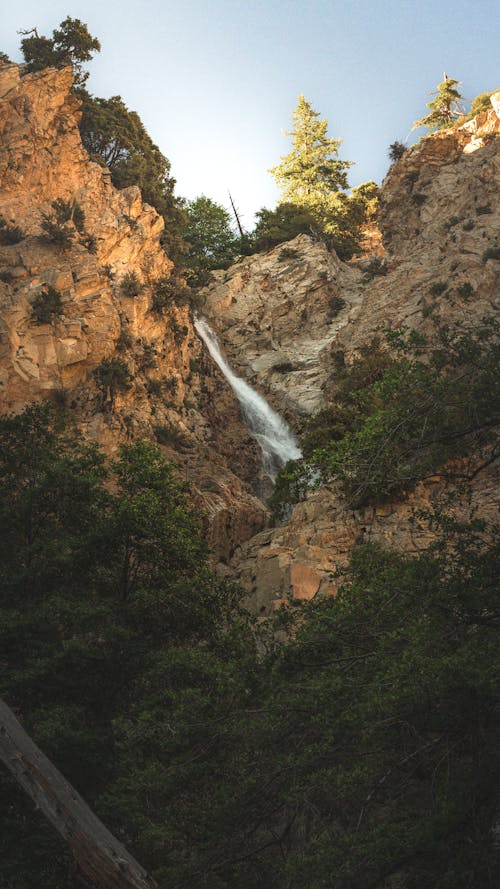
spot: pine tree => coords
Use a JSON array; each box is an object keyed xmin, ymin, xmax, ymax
[
  {"xmin": 268, "ymin": 96, "xmax": 364, "ymax": 258},
  {"xmin": 413, "ymin": 75, "xmax": 465, "ymax": 131},
  {"xmin": 270, "ymin": 94, "xmax": 351, "ymax": 205}
]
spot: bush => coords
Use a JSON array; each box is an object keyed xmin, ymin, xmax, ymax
[
  {"xmin": 120, "ymin": 271, "xmax": 143, "ymax": 297},
  {"xmin": 328, "ymin": 295, "xmax": 347, "ymax": 317},
  {"xmin": 388, "ymin": 141, "xmax": 406, "ymax": 161},
  {"xmin": 483, "ymin": 247, "xmax": 500, "ymax": 262},
  {"xmin": 278, "ymin": 247, "xmax": 299, "ymax": 261},
  {"xmin": 273, "ymin": 361, "xmax": 295, "ymax": 373},
  {"xmin": 0, "ymin": 216, "xmax": 25, "ymax": 245},
  {"xmin": 457, "ymin": 282, "xmax": 474, "ymax": 299},
  {"xmin": 253, "ymin": 203, "xmax": 319, "ymax": 251},
  {"xmin": 429, "ymin": 281, "xmax": 448, "ymax": 296},
  {"xmin": 93, "ymin": 357, "xmax": 132, "ymax": 399},
  {"xmin": 361, "ymin": 256, "xmax": 387, "ymax": 279},
  {"xmin": 273, "ymin": 319, "xmax": 499, "ymax": 509},
  {"xmin": 146, "ymin": 378, "xmax": 163, "ymax": 397},
  {"xmin": 31, "ymin": 286, "xmax": 63, "ymax": 324},
  {"xmin": 116, "ymin": 328, "xmax": 132, "ymax": 352},
  {"xmin": 80, "ymin": 233, "xmax": 97, "ymax": 253},
  {"xmin": 139, "ymin": 344, "xmax": 158, "ymax": 371},
  {"xmin": 154, "ymin": 422, "xmax": 190, "ymax": 449},
  {"xmin": 170, "ymin": 319, "xmax": 189, "ymax": 345},
  {"xmin": 151, "ymin": 276, "xmax": 185, "ymax": 313}
]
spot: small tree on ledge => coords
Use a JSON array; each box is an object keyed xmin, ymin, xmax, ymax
[{"xmin": 413, "ymin": 75, "xmax": 465, "ymax": 132}]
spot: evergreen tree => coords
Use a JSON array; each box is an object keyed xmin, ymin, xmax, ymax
[
  {"xmin": 79, "ymin": 93, "xmax": 186, "ymax": 260},
  {"xmin": 413, "ymin": 75, "xmax": 465, "ymax": 131},
  {"xmin": 20, "ymin": 17, "xmax": 101, "ymax": 87},
  {"xmin": 269, "ymin": 94, "xmax": 351, "ymax": 202},
  {"xmin": 268, "ymin": 96, "xmax": 365, "ymax": 258}
]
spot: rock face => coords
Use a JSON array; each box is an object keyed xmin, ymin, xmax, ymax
[
  {"xmin": 0, "ymin": 64, "xmax": 267, "ymax": 559},
  {"xmin": 202, "ymin": 236, "xmax": 364, "ymax": 420},
  {"xmin": 1, "ymin": 64, "xmax": 498, "ymax": 589},
  {"xmin": 202, "ymin": 95, "xmax": 500, "ymax": 607}
]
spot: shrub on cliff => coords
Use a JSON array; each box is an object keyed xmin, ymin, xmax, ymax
[
  {"xmin": 0, "ymin": 216, "xmax": 24, "ymax": 245},
  {"xmin": 120, "ymin": 271, "xmax": 143, "ymax": 298},
  {"xmin": 31, "ymin": 285, "xmax": 63, "ymax": 324},
  {"xmin": 388, "ymin": 140, "xmax": 407, "ymax": 161},
  {"xmin": 93, "ymin": 357, "xmax": 132, "ymax": 400},
  {"xmin": 253, "ymin": 202, "xmax": 320, "ymax": 250},
  {"xmin": 273, "ymin": 318, "xmax": 500, "ymax": 512}
]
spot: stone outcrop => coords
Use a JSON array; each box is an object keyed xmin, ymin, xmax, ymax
[
  {"xmin": 203, "ymin": 95, "xmax": 500, "ymax": 606},
  {"xmin": 0, "ymin": 63, "xmax": 498, "ymax": 590},
  {"xmin": 0, "ymin": 63, "xmax": 267, "ymax": 558}
]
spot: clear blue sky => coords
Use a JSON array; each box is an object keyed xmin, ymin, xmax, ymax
[{"xmin": 2, "ymin": 1, "xmax": 499, "ymax": 229}]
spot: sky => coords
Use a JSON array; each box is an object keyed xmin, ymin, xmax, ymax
[{"xmin": 2, "ymin": 1, "xmax": 499, "ymax": 229}]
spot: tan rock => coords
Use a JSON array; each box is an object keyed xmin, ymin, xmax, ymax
[{"xmin": 290, "ymin": 563, "xmax": 321, "ymax": 600}]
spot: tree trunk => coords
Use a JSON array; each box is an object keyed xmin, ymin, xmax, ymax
[{"xmin": 0, "ymin": 698, "xmax": 157, "ymax": 889}]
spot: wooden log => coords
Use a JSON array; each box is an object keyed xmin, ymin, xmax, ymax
[{"xmin": 0, "ymin": 697, "xmax": 158, "ymax": 889}]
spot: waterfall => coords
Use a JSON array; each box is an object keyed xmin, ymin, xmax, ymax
[{"xmin": 194, "ymin": 318, "xmax": 302, "ymax": 482}]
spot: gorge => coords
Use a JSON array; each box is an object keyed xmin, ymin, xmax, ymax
[{"xmin": 0, "ymin": 54, "xmax": 499, "ymax": 889}]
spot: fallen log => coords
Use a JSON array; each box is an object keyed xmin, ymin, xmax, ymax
[{"xmin": 0, "ymin": 697, "xmax": 157, "ymax": 889}]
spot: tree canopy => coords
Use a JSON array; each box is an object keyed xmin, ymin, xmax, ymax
[
  {"xmin": 181, "ymin": 195, "xmax": 239, "ymax": 274},
  {"xmin": 20, "ymin": 17, "xmax": 101, "ymax": 87},
  {"xmin": 1, "ymin": 397, "xmax": 499, "ymax": 889},
  {"xmin": 78, "ymin": 92, "xmax": 186, "ymax": 259}
]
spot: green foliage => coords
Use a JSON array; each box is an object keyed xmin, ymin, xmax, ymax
[
  {"xmin": 270, "ymin": 94, "xmax": 351, "ymax": 200},
  {"xmin": 278, "ymin": 246, "xmax": 299, "ymax": 261},
  {"xmin": 1, "ymin": 408, "xmax": 499, "ymax": 888},
  {"xmin": 457, "ymin": 282, "xmax": 474, "ymax": 299},
  {"xmin": 273, "ymin": 361, "xmax": 295, "ymax": 373},
  {"xmin": 350, "ymin": 179, "xmax": 380, "ymax": 221},
  {"xmin": 182, "ymin": 195, "xmax": 239, "ymax": 273},
  {"xmin": 151, "ymin": 275, "xmax": 192, "ymax": 312},
  {"xmin": 93, "ymin": 357, "xmax": 132, "ymax": 399},
  {"xmin": 0, "ymin": 219, "xmax": 24, "ymax": 245},
  {"xmin": 154, "ymin": 422, "xmax": 190, "ymax": 449},
  {"xmin": 413, "ymin": 75, "xmax": 465, "ymax": 131},
  {"xmin": 273, "ymin": 320, "xmax": 499, "ymax": 510},
  {"xmin": 483, "ymin": 246, "xmax": 500, "ymax": 262},
  {"xmin": 253, "ymin": 202, "xmax": 319, "ymax": 250},
  {"xmin": 31, "ymin": 286, "xmax": 63, "ymax": 324},
  {"xmin": 120, "ymin": 270, "xmax": 143, "ymax": 297},
  {"xmin": 40, "ymin": 201, "xmax": 75, "ymax": 249},
  {"xmin": 470, "ymin": 90, "xmax": 494, "ymax": 116},
  {"xmin": 266, "ymin": 95, "xmax": 368, "ymax": 259},
  {"xmin": 328, "ymin": 294, "xmax": 346, "ymax": 316},
  {"xmin": 79, "ymin": 93, "xmax": 186, "ymax": 259},
  {"xmin": 388, "ymin": 140, "xmax": 406, "ymax": 161},
  {"xmin": 429, "ymin": 280, "xmax": 448, "ymax": 296},
  {"xmin": 20, "ymin": 17, "xmax": 101, "ymax": 87}
]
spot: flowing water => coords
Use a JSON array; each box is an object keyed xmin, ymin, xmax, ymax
[{"xmin": 194, "ymin": 318, "xmax": 302, "ymax": 482}]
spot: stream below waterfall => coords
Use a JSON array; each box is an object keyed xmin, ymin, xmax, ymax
[{"xmin": 194, "ymin": 318, "xmax": 302, "ymax": 484}]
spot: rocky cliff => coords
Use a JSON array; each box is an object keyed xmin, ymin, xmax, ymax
[
  {"xmin": 202, "ymin": 95, "xmax": 500, "ymax": 609},
  {"xmin": 0, "ymin": 63, "xmax": 267, "ymax": 559},
  {"xmin": 1, "ymin": 62, "xmax": 498, "ymax": 595}
]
